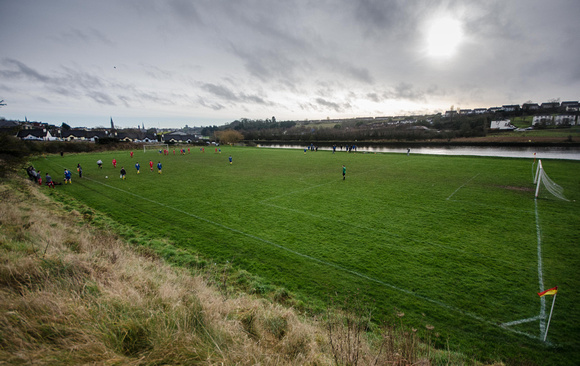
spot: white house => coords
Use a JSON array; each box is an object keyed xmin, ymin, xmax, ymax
[
  {"xmin": 554, "ymin": 115, "xmax": 577, "ymax": 125},
  {"xmin": 17, "ymin": 128, "xmax": 56, "ymax": 141},
  {"xmin": 533, "ymin": 115, "xmax": 553, "ymax": 125},
  {"xmin": 489, "ymin": 120, "xmax": 515, "ymax": 130}
]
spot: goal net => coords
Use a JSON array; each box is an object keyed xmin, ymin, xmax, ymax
[
  {"xmin": 143, "ymin": 143, "xmax": 169, "ymax": 153},
  {"xmin": 534, "ymin": 160, "xmax": 569, "ymax": 201}
]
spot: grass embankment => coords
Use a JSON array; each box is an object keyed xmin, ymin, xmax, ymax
[
  {"xmin": 0, "ymin": 176, "xmax": 468, "ymax": 365},
  {"xmin": 24, "ymin": 147, "xmax": 580, "ymax": 365}
]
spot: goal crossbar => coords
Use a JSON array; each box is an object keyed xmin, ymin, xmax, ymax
[{"xmin": 143, "ymin": 143, "xmax": 169, "ymax": 153}]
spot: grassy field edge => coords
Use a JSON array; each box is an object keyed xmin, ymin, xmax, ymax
[{"xmin": 0, "ymin": 173, "xmax": 489, "ymax": 365}]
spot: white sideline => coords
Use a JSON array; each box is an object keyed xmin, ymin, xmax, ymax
[
  {"xmin": 75, "ymin": 175, "xmax": 538, "ymax": 340},
  {"xmin": 444, "ymin": 170, "xmax": 547, "ymax": 340},
  {"xmin": 535, "ymin": 199, "xmax": 547, "ymax": 338},
  {"xmin": 501, "ymin": 315, "xmax": 541, "ymax": 327},
  {"xmin": 446, "ymin": 174, "xmax": 480, "ymax": 200}
]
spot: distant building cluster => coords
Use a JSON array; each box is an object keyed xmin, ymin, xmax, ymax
[
  {"xmin": 1, "ymin": 99, "xmax": 578, "ymax": 141},
  {"xmin": 0, "ymin": 118, "xmax": 206, "ymax": 143},
  {"xmin": 445, "ymin": 100, "xmax": 579, "ymax": 118}
]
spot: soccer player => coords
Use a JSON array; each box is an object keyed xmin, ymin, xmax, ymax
[
  {"xmin": 130, "ymin": 151, "xmax": 134, "ymax": 158},
  {"xmin": 149, "ymin": 160, "xmax": 154, "ymax": 172},
  {"xmin": 342, "ymin": 165, "xmax": 346, "ymax": 180},
  {"xmin": 97, "ymin": 159, "xmax": 103, "ymax": 169},
  {"xmin": 135, "ymin": 162, "xmax": 140, "ymax": 174},
  {"xmin": 157, "ymin": 161, "xmax": 162, "ymax": 174},
  {"xmin": 45, "ymin": 173, "xmax": 55, "ymax": 188},
  {"xmin": 229, "ymin": 155, "xmax": 232, "ymax": 165},
  {"xmin": 112, "ymin": 158, "xmax": 117, "ymax": 168},
  {"xmin": 120, "ymin": 167, "xmax": 126, "ymax": 180},
  {"xmin": 78, "ymin": 165, "xmax": 83, "ymax": 178},
  {"xmin": 64, "ymin": 169, "xmax": 72, "ymax": 184}
]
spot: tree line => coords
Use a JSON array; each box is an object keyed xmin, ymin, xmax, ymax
[{"xmin": 208, "ymin": 114, "xmax": 491, "ymax": 143}]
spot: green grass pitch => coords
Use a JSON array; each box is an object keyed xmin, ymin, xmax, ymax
[{"xmin": 33, "ymin": 146, "xmax": 580, "ymax": 364}]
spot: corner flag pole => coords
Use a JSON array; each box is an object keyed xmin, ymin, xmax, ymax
[
  {"xmin": 543, "ymin": 293, "xmax": 557, "ymax": 341},
  {"xmin": 538, "ymin": 286, "xmax": 558, "ymax": 341}
]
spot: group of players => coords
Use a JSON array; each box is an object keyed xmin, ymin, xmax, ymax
[
  {"xmin": 27, "ymin": 165, "xmax": 76, "ymax": 188},
  {"xmin": 98, "ymin": 156, "xmax": 163, "ymax": 179}
]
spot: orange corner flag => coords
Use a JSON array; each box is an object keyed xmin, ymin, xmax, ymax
[{"xmin": 538, "ymin": 286, "xmax": 558, "ymax": 297}]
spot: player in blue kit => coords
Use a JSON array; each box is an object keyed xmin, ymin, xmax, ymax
[
  {"xmin": 157, "ymin": 161, "xmax": 162, "ymax": 174},
  {"xmin": 64, "ymin": 168, "xmax": 72, "ymax": 184},
  {"xmin": 135, "ymin": 162, "xmax": 140, "ymax": 174}
]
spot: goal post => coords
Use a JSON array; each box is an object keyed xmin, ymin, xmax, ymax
[
  {"xmin": 534, "ymin": 160, "xmax": 569, "ymax": 201},
  {"xmin": 143, "ymin": 143, "xmax": 169, "ymax": 153}
]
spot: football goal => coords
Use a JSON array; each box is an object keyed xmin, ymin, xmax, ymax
[
  {"xmin": 534, "ymin": 160, "xmax": 569, "ymax": 201},
  {"xmin": 143, "ymin": 143, "xmax": 169, "ymax": 153}
]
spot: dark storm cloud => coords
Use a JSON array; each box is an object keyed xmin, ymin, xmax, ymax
[
  {"xmin": 0, "ymin": 59, "xmax": 51, "ymax": 83},
  {"xmin": 386, "ymin": 82, "xmax": 425, "ymax": 102},
  {"xmin": 201, "ymin": 83, "xmax": 238, "ymax": 102},
  {"xmin": 353, "ymin": 0, "xmax": 409, "ymax": 37},
  {"xmin": 201, "ymin": 82, "xmax": 272, "ymax": 106},
  {"xmin": 86, "ymin": 91, "xmax": 116, "ymax": 105},
  {"xmin": 315, "ymin": 98, "xmax": 351, "ymax": 113},
  {"xmin": 0, "ymin": 58, "xmax": 180, "ymax": 109},
  {"xmin": 198, "ymin": 97, "xmax": 225, "ymax": 111},
  {"xmin": 1, "ymin": 58, "xmax": 101, "ymax": 98}
]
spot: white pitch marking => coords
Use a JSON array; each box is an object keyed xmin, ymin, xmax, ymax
[
  {"xmin": 446, "ymin": 173, "xmax": 480, "ymax": 200},
  {"xmin": 501, "ymin": 315, "xmax": 541, "ymax": 327},
  {"xmin": 535, "ymin": 199, "xmax": 547, "ymax": 338}
]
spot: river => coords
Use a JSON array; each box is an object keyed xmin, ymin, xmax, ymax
[{"xmin": 257, "ymin": 143, "xmax": 580, "ymax": 160}]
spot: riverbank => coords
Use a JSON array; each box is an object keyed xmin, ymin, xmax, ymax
[
  {"xmin": 250, "ymin": 136, "xmax": 580, "ymax": 148},
  {"xmin": 255, "ymin": 138, "xmax": 580, "ymax": 160}
]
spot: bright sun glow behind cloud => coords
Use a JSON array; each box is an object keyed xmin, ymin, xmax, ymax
[{"xmin": 425, "ymin": 16, "xmax": 464, "ymax": 58}]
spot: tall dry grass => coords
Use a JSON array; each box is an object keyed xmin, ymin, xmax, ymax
[{"xmin": 0, "ymin": 176, "xmax": 486, "ymax": 365}]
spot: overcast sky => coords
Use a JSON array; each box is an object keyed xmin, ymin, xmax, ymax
[{"xmin": 1, "ymin": 0, "xmax": 579, "ymax": 129}]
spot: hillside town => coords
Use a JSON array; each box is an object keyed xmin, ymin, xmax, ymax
[{"xmin": 1, "ymin": 100, "xmax": 578, "ymax": 143}]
